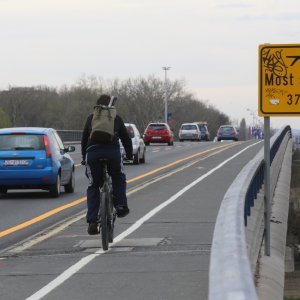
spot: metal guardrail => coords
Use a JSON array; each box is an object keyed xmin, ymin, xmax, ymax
[
  {"xmin": 209, "ymin": 126, "xmax": 292, "ymax": 300},
  {"xmin": 244, "ymin": 126, "xmax": 292, "ymax": 226},
  {"xmin": 57, "ymin": 130, "xmax": 83, "ymax": 142}
]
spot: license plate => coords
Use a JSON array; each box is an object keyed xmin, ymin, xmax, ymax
[
  {"xmin": 4, "ymin": 159, "xmax": 29, "ymax": 166},
  {"xmin": 152, "ymin": 136, "xmax": 162, "ymax": 139}
]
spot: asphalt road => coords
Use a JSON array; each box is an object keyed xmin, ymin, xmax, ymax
[{"xmin": 0, "ymin": 140, "xmax": 263, "ymax": 300}]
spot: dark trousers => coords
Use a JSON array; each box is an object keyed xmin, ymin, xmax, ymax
[{"xmin": 85, "ymin": 145, "xmax": 127, "ymax": 223}]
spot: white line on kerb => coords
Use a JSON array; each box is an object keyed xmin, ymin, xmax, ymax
[{"xmin": 26, "ymin": 142, "xmax": 260, "ymax": 300}]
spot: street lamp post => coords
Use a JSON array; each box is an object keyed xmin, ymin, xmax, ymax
[
  {"xmin": 246, "ymin": 108, "xmax": 256, "ymax": 127},
  {"xmin": 162, "ymin": 66, "xmax": 171, "ymax": 123},
  {"xmin": 246, "ymin": 108, "xmax": 256, "ymax": 140}
]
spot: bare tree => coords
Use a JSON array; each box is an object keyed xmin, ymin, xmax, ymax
[
  {"xmin": 0, "ymin": 76, "xmax": 231, "ymax": 137},
  {"xmin": 0, "ymin": 107, "xmax": 12, "ymax": 128}
]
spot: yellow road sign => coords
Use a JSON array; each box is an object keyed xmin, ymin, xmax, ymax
[{"xmin": 259, "ymin": 44, "xmax": 300, "ymax": 116}]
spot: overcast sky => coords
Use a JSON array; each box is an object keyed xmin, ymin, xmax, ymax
[{"xmin": 1, "ymin": 0, "xmax": 300, "ymax": 129}]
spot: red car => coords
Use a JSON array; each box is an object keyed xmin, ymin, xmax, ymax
[{"xmin": 143, "ymin": 122, "xmax": 174, "ymax": 146}]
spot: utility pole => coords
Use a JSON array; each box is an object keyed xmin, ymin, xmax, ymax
[{"xmin": 162, "ymin": 66, "xmax": 171, "ymax": 123}]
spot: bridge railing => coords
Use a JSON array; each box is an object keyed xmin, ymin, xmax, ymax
[{"xmin": 209, "ymin": 126, "xmax": 292, "ymax": 300}]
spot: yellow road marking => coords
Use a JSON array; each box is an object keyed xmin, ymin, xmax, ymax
[
  {"xmin": 0, "ymin": 142, "xmax": 240, "ymax": 238},
  {"xmin": 0, "ymin": 198, "xmax": 86, "ymax": 238}
]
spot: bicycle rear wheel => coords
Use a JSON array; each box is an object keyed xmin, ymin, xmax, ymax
[
  {"xmin": 100, "ymin": 190, "xmax": 109, "ymax": 251},
  {"xmin": 108, "ymin": 191, "xmax": 115, "ymax": 243}
]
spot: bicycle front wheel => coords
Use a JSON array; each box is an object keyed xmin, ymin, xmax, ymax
[{"xmin": 100, "ymin": 190, "xmax": 109, "ymax": 251}]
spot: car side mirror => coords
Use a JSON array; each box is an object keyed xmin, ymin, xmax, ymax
[{"xmin": 65, "ymin": 145, "xmax": 75, "ymax": 153}]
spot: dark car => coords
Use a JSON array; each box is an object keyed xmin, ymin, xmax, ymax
[
  {"xmin": 143, "ymin": 122, "xmax": 174, "ymax": 146},
  {"xmin": 217, "ymin": 125, "xmax": 239, "ymax": 141},
  {"xmin": 0, "ymin": 127, "xmax": 75, "ymax": 197}
]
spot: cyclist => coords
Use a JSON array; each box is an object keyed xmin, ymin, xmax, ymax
[{"xmin": 81, "ymin": 94, "xmax": 133, "ymax": 235}]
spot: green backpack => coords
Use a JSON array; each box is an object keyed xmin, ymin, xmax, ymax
[{"xmin": 90, "ymin": 105, "xmax": 117, "ymax": 142}]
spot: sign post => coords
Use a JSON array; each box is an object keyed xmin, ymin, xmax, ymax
[
  {"xmin": 263, "ymin": 116, "xmax": 271, "ymax": 256},
  {"xmin": 259, "ymin": 44, "xmax": 300, "ymax": 256}
]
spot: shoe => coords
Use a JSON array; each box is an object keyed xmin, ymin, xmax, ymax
[
  {"xmin": 116, "ymin": 205, "xmax": 130, "ymax": 218},
  {"xmin": 87, "ymin": 222, "xmax": 98, "ymax": 235}
]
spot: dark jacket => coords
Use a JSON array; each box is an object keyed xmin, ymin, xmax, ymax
[{"xmin": 81, "ymin": 114, "xmax": 133, "ymax": 160}]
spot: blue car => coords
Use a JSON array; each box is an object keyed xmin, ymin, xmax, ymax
[
  {"xmin": 0, "ymin": 127, "xmax": 75, "ymax": 197},
  {"xmin": 217, "ymin": 125, "xmax": 239, "ymax": 142}
]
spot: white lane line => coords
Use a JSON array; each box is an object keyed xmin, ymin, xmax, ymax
[{"xmin": 25, "ymin": 141, "xmax": 260, "ymax": 300}]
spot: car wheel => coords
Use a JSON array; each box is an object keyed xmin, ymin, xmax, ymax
[
  {"xmin": 145, "ymin": 142, "xmax": 149, "ymax": 146},
  {"xmin": 168, "ymin": 141, "xmax": 174, "ymax": 146},
  {"xmin": 64, "ymin": 170, "xmax": 75, "ymax": 193},
  {"xmin": 133, "ymin": 150, "xmax": 140, "ymax": 165},
  {"xmin": 140, "ymin": 149, "xmax": 146, "ymax": 164},
  {"xmin": 179, "ymin": 139, "xmax": 183, "ymax": 142},
  {"xmin": 0, "ymin": 187, "xmax": 7, "ymax": 194},
  {"xmin": 50, "ymin": 173, "xmax": 61, "ymax": 197}
]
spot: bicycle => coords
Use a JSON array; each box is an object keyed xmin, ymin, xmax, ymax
[{"xmin": 98, "ymin": 158, "xmax": 116, "ymax": 251}]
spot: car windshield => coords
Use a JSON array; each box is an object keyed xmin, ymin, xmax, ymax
[
  {"xmin": 181, "ymin": 125, "xmax": 197, "ymax": 130},
  {"xmin": 200, "ymin": 127, "xmax": 206, "ymax": 132},
  {"xmin": 147, "ymin": 124, "xmax": 167, "ymax": 131},
  {"xmin": 0, "ymin": 134, "xmax": 45, "ymax": 151},
  {"xmin": 126, "ymin": 126, "xmax": 135, "ymax": 138}
]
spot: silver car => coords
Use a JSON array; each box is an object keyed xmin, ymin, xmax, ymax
[
  {"xmin": 179, "ymin": 123, "xmax": 201, "ymax": 141},
  {"xmin": 120, "ymin": 123, "xmax": 146, "ymax": 164}
]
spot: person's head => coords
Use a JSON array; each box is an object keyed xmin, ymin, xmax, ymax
[{"xmin": 96, "ymin": 94, "xmax": 111, "ymax": 106}]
